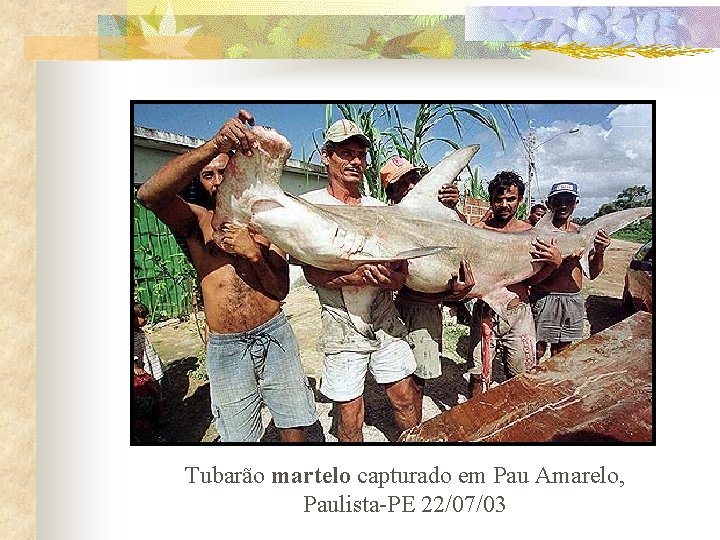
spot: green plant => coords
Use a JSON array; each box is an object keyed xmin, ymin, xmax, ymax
[
  {"xmin": 466, "ymin": 166, "xmax": 489, "ymax": 200},
  {"xmin": 314, "ymin": 103, "xmax": 505, "ymax": 200},
  {"xmin": 134, "ymin": 239, "xmax": 197, "ymax": 324}
]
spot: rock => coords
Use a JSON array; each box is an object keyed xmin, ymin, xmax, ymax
[{"xmin": 400, "ymin": 311, "xmax": 652, "ymax": 443}]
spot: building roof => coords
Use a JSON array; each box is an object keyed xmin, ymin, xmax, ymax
[{"xmin": 133, "ymin": 126, "xmax": 326, "ymax": 176}]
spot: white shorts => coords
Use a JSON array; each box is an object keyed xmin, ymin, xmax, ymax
[{"xmin": 320, "ymin": 339, "xmax": 416, "ymax": 402}]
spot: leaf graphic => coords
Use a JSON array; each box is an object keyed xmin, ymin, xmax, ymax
[
  {"xmin": 407, "ymin": 26, "xmax": 457, "ymax": 58},
  {"xmin": 352, "ymin": 29, "xmax": 387, "ymax": 55},
  {"xmin": 159, "ymin": 3, "xmax": 177, "ymax": 35},
  {"xmin": 381, "ymin": 31, "xmax": 424, "ymax": 58},
  {"xmin": 296, "ymin": 21, "xmax": 329, "ymax": 49}
]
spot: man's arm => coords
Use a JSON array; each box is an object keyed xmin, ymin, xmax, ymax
[
  {"xmin": 216, "ymin": 225, "xmax": 290, "ymax": 300},
  {"xmin": 136, "ymin": 110, "xmax": 256, "ymax": 235},
  {"xmin": 437, "ymin": 183, "xmax": 467, "ymax": 222},
  {"xmin": 303, "ymin": 261, "xmax": 408, "ymax": 290},
  {"xmin": 588, "ymin": 229, "xmax": 610, "ymax": 279}
]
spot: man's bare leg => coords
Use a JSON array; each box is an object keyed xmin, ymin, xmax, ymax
[
  {"xmin": 278, "ymin": 427, "xmax": 305, "ymax": 442},
  {"xmin": 384, "ymin": 376, "xmax": 419, "ymax": 431},
  {"xmin": 336, "ymin": 396, "xmax": 365, "ymax": 442}
]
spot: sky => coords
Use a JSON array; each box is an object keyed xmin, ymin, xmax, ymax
[{"xmin": 133, "ymin": 102, "xmax": 653, "ymax": 218}]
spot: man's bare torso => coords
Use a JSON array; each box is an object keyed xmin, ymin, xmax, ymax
[
  {"xmin": 476, "ymin": 218, "xmax": 531, "ymax": 303},
  {"xmin": 533, "ymin": 221, "xmax": 582, "ymax": 294},
  {"xmin": 187, "ymin": 207, "xmax": 281, "ymax": 333}
]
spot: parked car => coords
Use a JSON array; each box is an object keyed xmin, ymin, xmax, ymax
[{"xmin": 622, "ymin": 240, "xmax": 653, "ymax": 312}]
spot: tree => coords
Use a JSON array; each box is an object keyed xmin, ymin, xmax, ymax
[
  {"xmin": 586, "ymin": 185, "xmax": 652, "ymax": 242},
  {"xmin": 595, "ymin": 185, "xmax": 651, "ymax": 217}
]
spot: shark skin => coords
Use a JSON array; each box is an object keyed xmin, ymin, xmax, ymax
[{"xmin": 214, "ymin": 126, "xmax": 652, "ymax": 320}]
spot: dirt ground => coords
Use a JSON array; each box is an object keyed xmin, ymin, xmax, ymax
[{"xmin": 135, "ymin": 239, "xmax": 643, "ymax": 443}]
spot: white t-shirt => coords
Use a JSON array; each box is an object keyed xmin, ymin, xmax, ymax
[
  {"xmin": 299, "ymin": 188, "xmax": 407, "ymax": 353},
  {"xmin": 300, "ymin": 187, "xmax": 385, "ymax": 207}
]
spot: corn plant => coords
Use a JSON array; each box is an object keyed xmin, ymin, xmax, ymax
[{"xmin": 317, "ymin": 103, "xmax": 505, "ymax": 200}]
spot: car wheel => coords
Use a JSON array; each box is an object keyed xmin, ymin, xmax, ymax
[{"xmin": 622, "ymin": 287, "xmax": 635, "ymax": 314}]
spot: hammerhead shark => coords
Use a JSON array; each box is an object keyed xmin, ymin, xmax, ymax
[{"xmin": 212, "ymin": 126, "xmax": 652, "ymax": 329}]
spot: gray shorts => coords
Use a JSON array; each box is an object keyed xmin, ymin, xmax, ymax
[
  {"xmin": 531, "ymin": 291, "xmax": 585, "ymax": 344},
  {"xmin": 205, "ymin": 312, "xmax": 317, "ymax": 442},
  {"xmin": 396, "ymin": 298, "xmax": 443, "ymax": 380}
]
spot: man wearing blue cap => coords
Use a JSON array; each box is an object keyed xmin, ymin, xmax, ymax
[{"xmin": 530, "ymin": 182, "xmax": 611, "ymax": 359}]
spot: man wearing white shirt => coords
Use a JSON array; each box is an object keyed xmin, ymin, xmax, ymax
[{"xmin": 300, "ymin": 120, "xmax": 418, "ymax": 442}]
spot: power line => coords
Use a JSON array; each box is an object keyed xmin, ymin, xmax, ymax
[
  {"xmin": 494, "ymin": 105, "xmax": 526, "ymax": 158},
  {"xmin": 504, "ymin": 105, "xmax": 529, "ymax": 155}
]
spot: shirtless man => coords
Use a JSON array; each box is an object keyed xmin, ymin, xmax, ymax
[
  {"xmin": 380, "ymin": 156, "xmax": 474, "ymax": 417},
  {"xmin": 531, "ymin": 182, "xmax": 611, "ymax": 359},
  {"xmin": 136, "ymin": 110, "xmax": 316, "ymax": 442},
  {"xmin": 467, "ymin": 171, "xmax": 561, "ymax": 396},
  {"xmin": 300, "ymin": 120, "xmax": 418, "ymax": 442},
  {"xmin": 528, "ymin": 203, "xmax": 547, "ymax": 226}
]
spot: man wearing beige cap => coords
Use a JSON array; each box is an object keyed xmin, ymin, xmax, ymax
[
  {"xmin": 380, "ymin": 156, "xmax": 474, "ymax": 417},
  {"xmin": 381, "ymin": 155, "xmax": 464, "ymax": 215},
  {"xmin": 300, "ymin": 120, "xmax": 419, "ymax": 442}
]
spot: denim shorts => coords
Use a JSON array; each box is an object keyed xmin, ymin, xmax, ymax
[
  {"xmin": 205, "ymin": 312, "xmax": 317, "ymax": 442},
  {"xmin": 320, "ymin": 339, "xmax": 416, "ymax": 402}
]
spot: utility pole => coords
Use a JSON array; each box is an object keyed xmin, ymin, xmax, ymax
[
  {"xmin": 527, "ymin": 129, "xmax": 537, "ymax": 210},
  {"xmin": 525, "ymin": 127, "xmax": 580, "ymax": 211}
]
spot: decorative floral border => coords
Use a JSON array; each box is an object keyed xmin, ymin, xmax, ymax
[
  {"xmin": 466, "ymin": 6, "xmax": 718, "ymax": 58},
  {"xmin": 24, "ymin": 4, "xmax": 718, "ymax": 60}
]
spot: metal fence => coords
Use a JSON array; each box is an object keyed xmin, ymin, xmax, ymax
[{"xmin": 133, "ymin": 194, "xmax": 197, "ymax": 323}]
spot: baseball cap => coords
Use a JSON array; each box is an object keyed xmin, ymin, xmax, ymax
[
  {"xmin": 324, "ymin": 119, "xmax": 370, "ymax": 146},
  {"xmin": 548, "ymin": 182, "xmax": 579, "ymax": 198},
  {"xmin": 380, "ymin": 156, "xmax": 421, "ymax": 188}
]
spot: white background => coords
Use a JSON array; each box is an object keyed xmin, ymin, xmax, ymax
[{"xmin": 37, "ymin": 55, "xmax": 716, "ymax": 538}]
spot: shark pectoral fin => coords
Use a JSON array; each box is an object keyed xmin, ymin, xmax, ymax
[{"xmin": 351, "ymin": 246, "xmax": 453, "ymax": 263}]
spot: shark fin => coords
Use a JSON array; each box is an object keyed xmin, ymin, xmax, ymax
[
  {"xmin": 397, "ymin": 145, "xmax": 480, "ymax": 221},
  {"xmin": 481, "ymin": 287, "xmax": 519, "ymax": 323},
  {"xmin": 533, "ymin": 209, "xmax": 555, "ymax": 233},
  {"xmin": 351, "ymin": 246, "xmax": 453, "ymax": 263}
]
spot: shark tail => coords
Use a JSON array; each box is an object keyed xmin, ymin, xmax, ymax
[{"xmin": 577, "ymin": 206, "xmax": 652, "ymax": 276}]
